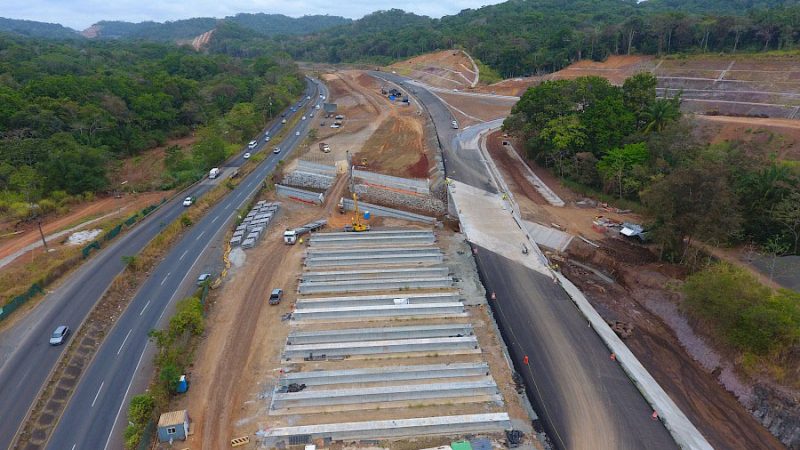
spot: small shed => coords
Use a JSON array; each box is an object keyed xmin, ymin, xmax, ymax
[
  {"xmin": 157, "ymin": 409, "xmax": 189, "ymax": 442},
  {"xmin": 323, "ymin": 102, "xmax": 338, "ymax": 116}
]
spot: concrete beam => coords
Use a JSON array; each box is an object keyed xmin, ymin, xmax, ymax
[
  {"xmin": 311, "ymin": 230, "xmax": 433, "ymax": 240},
  {"xmin": 305, "ymin": 253, "xmax": 443, "ymax": 267},
  {"xmin": 307, "ymin": 246, "xmax": 440, "ymax": 259},
  {"xmin": 298, "ymin": 277, "xmax": 453, "ymax": 294},
  {"xmin": 290, "ymin": 303, "xmax": 466, "ymax": 320},
  {"xmin": 308, "ymin": 235, "xmax": 436, "ymax": 248},
  {"xmin": 261, "ymin": 413, "xmax": 511, "ymax": 442},
  {"xmin": 283, "ymin": 336, "xmax": 478, "ymax": 359},
  {"xmin": 279, "ymin": 362, "xmax": 489, "ymax": 386},
  {"xmin": 301, "ymin": 267, "xmax": 449, "ymax": 282},
  {"xmin": 287, "ymin": 324, "xmax": 474, "ymax": 344},
  {"xmin": 295, "ymin": 292, "xmax": 461, "ymax": 309},
  {"xmin": 270, "ymin": 379, "xmax": 499, "ymax": 410}
]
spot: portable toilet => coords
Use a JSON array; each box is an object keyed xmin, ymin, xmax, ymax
[
  {"xmin": 157, "ymin": 410, "xmax": 189, "ymax": 442},
  {"xmin": 364, "ymin": 210, "xmax": 370, "ymax": 220},
  {"xmin": 176, "ymin": 375, "xmax": 188, "ymax": 393}
]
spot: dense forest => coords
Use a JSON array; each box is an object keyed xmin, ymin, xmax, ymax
[
  {"xmin": 503, "ymin": 74, "xmax": 800, "ymax": 257},
  {"xmin": 0, "ymin": 33, "xmax": 304, "ymax": 219},
  {"xmin": 285, "ymin": 0, "xmax": 800, "ymax": 76}
]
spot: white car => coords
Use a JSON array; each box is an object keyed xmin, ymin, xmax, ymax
[
  {"xmin": 306, "ymin": 96, "xmax": 311, "ymax": 100},
  {"xmin": 273, "ymin": 147, "xmax": 281, "ymax": 154},
  {"xmin": 295, "ymin": 131, "xmax": 300, "ymax": 136},
  {"xmin": 265, "ymin": 131, "xmax": 270, "ymax": 137},
  {"xmin": 451, "ymin": 120, "xmax": 459, "ymax": 129},
  {"xmin": 330, "ymin": 123, "xmax": 340, "ymax": 128},
  {"xmin": 196, "ymin": 273, "xmax": 212, "ymax": 286},
  {"xmin": 248, "ymin": 140, "xmax": 257, "ymax": 149},
  {"xmin": 281, "ymin": 119, "xmax": 287, "ymax": 124},
  {"xmin": 315, "ymin": 104, "xmax": 320, "ymax": 110},
  {"xmin": 243, "ymin": 152, "xmax": 251, "ymax": 159},
  {"xmin": 182, "ymin": 196, "xmax": 194, "ymax": 207},
  {"xmin": 264, "ymin": 136, "xmax": 270, "ymax": 142},
  {"xmin": 49, "ymin": 325, "xmax": 70, "ymax": 345},
  {"xmin": 301, "ymin": 115, "xmax": 306, "ymax": 120}
]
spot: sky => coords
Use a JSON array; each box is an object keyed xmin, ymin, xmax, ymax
[{"xmin": 1, "ymin": 0, "xmax": 505, "ymax": 30}]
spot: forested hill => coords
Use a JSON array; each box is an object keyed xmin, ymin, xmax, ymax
[
  {"xmin": 85, "ymin": 14, "xmax": 351, "ymax": 40},
  {"xmin": 285, "ymin": 0, "xmax": 800, "ymax": 77},
  {"xmin": 0, "ymin": 17, "xmax": 79, "ymax": 39}
]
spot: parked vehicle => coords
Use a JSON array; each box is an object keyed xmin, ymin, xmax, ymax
[
  {"xmin": 49, "ymin": 325, "xmax": 70, "ymax": 345},
  {"xmin": 209, "ymin": 167, "xmax": 220, "ymax": 178},
  {"xmin": 268, "ymin": 288, "xmax": 283, "ymax": 305},
  {"xmin": 196, "ymin": 273, "xmax": 212, "ymax": 286},
  {"xmin": 319, "ymin": 143, "xmax": 331, "ymax": 153}
]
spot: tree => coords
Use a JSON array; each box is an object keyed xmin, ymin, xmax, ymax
[
  {"xmin": 772, "ymin": 191, "xmax": 800, "ymax": 254},
  {"xmin": 644, "ymin": 95, "xmax": 681, "ymax": 134},
  {"xmin": 538, "ymin": 114, "xmax": 587, "ymax": 176},
  {"xmin": 596, "ymin": 143, "xmax": 649, "ymax": 199},
  {"xmin": 622, "ymin": 72, "xmax": 657, "ymax": 131}
]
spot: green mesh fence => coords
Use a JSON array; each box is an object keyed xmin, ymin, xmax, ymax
[
  {"xmin": 124, "ymin": 213, "xmax": 139, "ymax": 227},
  {"xmin": 0, "ymin": 283, "xmax": 43, "ymax": 321},
  {"xmin": 104, "ymin": 224, "xmax": 122, "ymax": 241},
  {"xmin": 81, "ymin": 241, "xmax": 101, "ymax": 258}
]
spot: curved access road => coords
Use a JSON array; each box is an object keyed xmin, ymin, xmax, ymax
[{"xmin": 0, "ymin": 78, "xmax": 322, "ymax": 450}]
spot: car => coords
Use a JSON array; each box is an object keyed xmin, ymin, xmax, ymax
[
  {"xmin": 248, "ymin": 140, "xmax": 257, "ymax": 149},
  {"xmin": 330, "ymin": 123, "xmax": 340, "ymax": 128},
  {"xmin": 295, "ymin": 131, "xmax": 300, "ymax": 136},
  {"xmin": 315, "ymin": 104, "xmax": 320, "ymax": 110},
  {"xmin": 451, "ymin": 120, "xmax": 459, "ymax": 129},
  {"xmin": 320, "ymin": 121, "xmax": 326, "ymax": 127},
  {"xmin": 197, "ymin": 273, "xmax": 212, "ymax": 286},
  {"xmin": 268, "ymin": 288, "xmax": 283, "ymax": 305},
  {"xmin": 182, "ymin": 196, "xmax": 195, "ymax": 207},
  {"xmin": 290, "ymin": 107, "xmax": 296, "ymax": 112},
  {"xmin": 281, "ymin": 119, "xmax": 287, "ymax": 124},
  {"xmin": 319, "ymin": 94, "xmax": 323, "ymax": 98},
  {"xmin": 280, "ymin": 112, "xmax": 286, "ymax": 117},
  {"xmin": 243, "ymin": 152, "xmax": 251, "ymax": 159},
  {"xmin": 301, "ymin": 115, "xmax": 306, "ymax": 120},
  {"xmin": 49, "ymin": 325, "xmax": 70, "ymax": 345},
  {"xmin": 264, "ymin": 136, "xmax": 270, "ymax": 142},
  {"xmin": 306, "ymin": 96, "xmax": 311, "ymax": 100},
  {"xmin": 273, "ymin": 147, "xmax": 281, "ymax": 154}
]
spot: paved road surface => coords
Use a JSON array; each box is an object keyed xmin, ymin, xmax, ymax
[
  {"xmin": 44, "ymin": 79, "xmax": 326, "ymax": 450},
  {"xmin": 473, "ymin": 245, "xmax": 677, "ymax": 450},
  {"xmin": 0, "ymin": 78, "xmax": 321, "ymax": 449}
]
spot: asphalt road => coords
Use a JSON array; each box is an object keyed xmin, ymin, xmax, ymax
[
  {"xmin": 44, "ymin": 79, "xmax": 327, "ymax": 450},
  {"xmin": 473, "ymin": 245, "xmax": 677, "ymax": 450},
  {"xmin": 0, "ymin": 78, "xmax": 323, "ymax": 450},
  {"xmin": 370, "ymin": 73, "xmax": 678, "ymax": 449}
]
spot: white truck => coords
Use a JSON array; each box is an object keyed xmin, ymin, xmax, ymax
[
  {"xmin": 209, "ymin": 167, "xmax": 220, "ymax": 179},
  {"xmin": 283, "ymin": 219, "xmax": 327, "ymax": 244}
]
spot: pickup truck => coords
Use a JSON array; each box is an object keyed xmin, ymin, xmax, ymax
[{"xmin": 268, "ymin": 288, "xmax": 283, "ymax": 305}]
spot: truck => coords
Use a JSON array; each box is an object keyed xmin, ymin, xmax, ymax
[
  {"xmin": 283, "ymin": 219, "xmax": 327, "ymax": 244},
  {"xmin": 209, "ymin": 167, "xmax": 220, "ymax": 179},
  {"xmin": 319, "ymin": 142, "xmax": 331, "ymax": 153}
]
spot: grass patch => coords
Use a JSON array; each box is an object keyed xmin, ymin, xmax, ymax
[
  {"xmin": 475, "ymin": 58, "xmax": 502, "ymax": 85},
  {"xmin": 559, "ymin": 178, "xmax": 643, "ymax": 213}
]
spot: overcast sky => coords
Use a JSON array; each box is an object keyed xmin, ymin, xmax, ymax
[{"xmin": 2, "ymin": 0, "xmax": 504, "ymax": 30}]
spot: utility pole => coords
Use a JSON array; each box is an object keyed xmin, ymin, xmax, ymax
[{"xmin": 38, "ymin": 217, "xmax": 48, "ymax": 252}]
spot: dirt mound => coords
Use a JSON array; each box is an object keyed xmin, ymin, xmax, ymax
[
  {"xmin": 389, "ymin": 50, "xmax": 478, "ymax": 89},
  {"xmin": 693, "ymin": 115, "xmax": 800, "ymax": 161}
]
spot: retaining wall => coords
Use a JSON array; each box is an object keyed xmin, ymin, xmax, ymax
[
  {"xmin": 342, "ymin": 198, "xmax": 437, "ymax": 224},
  {"xmin": 353, "ymin": 169, "xmax": 429, "ymax": 193},
  {"xmin": 354, "ymin": 184, "xmax": 446, "ymax": 216},
  {"xmin": 276, "ymin": 184, "xmax": 324, "ymax": 205}
]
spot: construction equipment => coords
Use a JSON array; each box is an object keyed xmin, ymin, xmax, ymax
[
  {"xmin": 337, "ymin": 197, "xmax": 345, "ymax": 214},
  {"xmin": 344, "ymin": 193, "xmax": 370, "ymax": 232},
  {"xmin": 284, "ymin": 219, "xmax": 327, "ymax": 244}
]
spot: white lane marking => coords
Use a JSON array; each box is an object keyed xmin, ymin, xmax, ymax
[
  {"xmin": 196, "ymin": 231, "xmax": 205, "ymax": 241},
  {"xmin": 179, "ymin": 250, "xmax": 188, "ymax": 260},
  {"xmin": 160, "ymin": 272, "xmax": 170, "ymax": 286},
  {"xmin": 139, "ymin": 300, "xmax": 150, "ymax": 316},
  {"xmin": 211, "ymin": 215, "xmax": 219, "ymax": 224},
  {"xmin": 103, "ymin": 344, "xmax": 148, "ymax": 450},
  {"xmin": 91, "ymin": 381, "xmax": 104, "ymax": 407},
  {"xmin": 71, "ymin": 445, "xmax": 76, "ymax": 450},
  {"xmin": 117, "ymin": 329, "xmax": 132, "ymax": 355}
]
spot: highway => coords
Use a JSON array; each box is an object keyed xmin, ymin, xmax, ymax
[
  {"xmin": 44, "ymin": 79, "xmax": 327, "ymax": 450},
  {"xmin": 370, "ymin": 72, "xmax": 678, "ymax": 449},
  {"xmin": 0, "ymin": 78, "xmax": 323, "ymax": 449}
]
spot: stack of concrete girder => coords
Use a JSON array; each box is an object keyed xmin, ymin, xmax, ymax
[{"xmin": 231, "ymin": 201, "xmax": 279, "ymax": 249}]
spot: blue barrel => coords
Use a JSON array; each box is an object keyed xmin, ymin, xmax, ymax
[{"xmin": 364, "ymin": 211, "xmax": 370, "ymax": 220}]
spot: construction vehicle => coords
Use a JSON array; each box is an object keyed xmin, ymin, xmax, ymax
[
  {"xmin": 284, "ymin": 219, "xmax": 326, "ymax": 244},
  {"xmin": 337, "ymin": 197, "xmax": 345, "ymax": 214},
  {"xmin": 344, "ymin": 193, "xmax": 370, "ymax": 232},
  {"xmin": 319, "ymin": 142, "xmax": 331, "ymax": 153}
]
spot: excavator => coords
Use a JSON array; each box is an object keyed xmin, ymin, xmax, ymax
[{"xmin": 344, "ymin": 192, "xmax": 370, "ymax": 232}]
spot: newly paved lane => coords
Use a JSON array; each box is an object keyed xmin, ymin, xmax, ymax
[
  {"xmin": 45, "ymin": 79, "xmax": 326, "ymax": 450},
  {"xmin": 473, "ymin": 245, "xmax": 677, "ymax": 450}
]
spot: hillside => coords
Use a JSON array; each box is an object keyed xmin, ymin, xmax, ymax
[
  {"xmin": 0, "ymin": 17, "xmax": 78, "ymax": 39},
  {"xmin": 82, "ymin": 13, "xmax": 350, "ymax": 41}
]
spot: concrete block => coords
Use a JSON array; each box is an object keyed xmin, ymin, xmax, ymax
[
  {"xmin": 279, "ymin": 362, "xmax": 489, "ymax": 386},
  {"xmin": 283, "ymin": 336, "xmax": 478, "ymax": 359},
  {"xmin": 287, "ymin": 324, "xmax": 474, "ymax": 344},
  {"xmin": 291, "ymin": 303, "xmax": 466, "ymax": 321},
  {"xmin": 241, "ymin": 237, "xmax": 256, "ymax": 249},
  {"xmin": 230, "ymin": 235, "xmax": 242, "ymax": 247},
  {"xmin": 271, "ymin": 379, "xmax": 499, "ymax": 410}
]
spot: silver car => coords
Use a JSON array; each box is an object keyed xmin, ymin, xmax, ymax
[{"xmin": 49, "ymin": 325, "xmax": 70, "ymax": 345}]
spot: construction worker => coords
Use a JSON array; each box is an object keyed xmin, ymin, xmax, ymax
[{"xmin": 523, "ymin": 355, "xmax": 529, "ymax": 365}]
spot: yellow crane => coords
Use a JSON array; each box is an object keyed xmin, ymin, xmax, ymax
[{"xmin": 346, "ymin": 192, "xmax": 370, "ymax": 232}]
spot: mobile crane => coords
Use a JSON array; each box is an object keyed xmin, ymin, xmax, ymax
[{"xmin": 344, "ymin": 193, "xmax": 370, "ymax": 232}]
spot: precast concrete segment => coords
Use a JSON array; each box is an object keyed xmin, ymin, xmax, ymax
[
  {"xmin": 271, "ymin": 379, "xmax": 499, "ymax": 409},
  {"xmin": 308, "ymin": 235, "xmax": 436, "ymax": 248},
  {"xmin": 342, "ymin": 198, "xmax": 436, "ymax": 224},
  {"xmin": 279, "ymin": 362, "xmax": 489, "ymax": 386},
  {"xmin": 304, "ymin": 253, "xmax": 443, "ymax": 268},
  {"xmin": 287, "ymin": 324, "xmax": 474, "ymax": 344},
  {"xmin": 290, "ymin": 303, "xmax": 466, "ymax": 321},
  {"xmin": 261, "ymin": 413, "xmax": 511, "ymax": 442},
  {"xmin": 294, "ymin": 292, "xmax": 461, "ymax": 309},
  {"xmin": 306, "ymin": 246, "xmax": 440, "ymax": 258},
  {"xmin": 300, "ymin": 267, "xmax": 449, "ymax": 282},
  {"xmin": 298, "ymin": 277, "xmax": 453, "ymax": 294},
  {"xmin": 282, "ymin": 336, "xmax": 478, "ymax": 359},
  {"xmin": 310, "ymin": 229, "xmax": 434, "ymax": 240}
]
